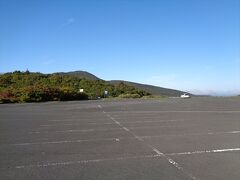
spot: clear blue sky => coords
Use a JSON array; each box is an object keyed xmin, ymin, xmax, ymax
[{"xmin": 0, "ymin": 0, "xmax": 239, "ymax": 95}]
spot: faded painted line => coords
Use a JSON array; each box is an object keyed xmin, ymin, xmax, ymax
[
  {"xmin": 88, "ymin": 122, "xmax": 113, "ymax": 125},
  {"xmin": 30, "ymin": 127, "xmax": 240, "ymax": 137},
  {"xmin": 128, "ymin": 125, "xmax": 192, "ymax": 130},
  {"xmin": 41, "ymin": 124, "xmax": 78, "ymax": 127},
  {"xmin": 29, "ymin": 127, "xmax": 122, "ymax": 134},
  {"xmin": 40, "ymin": 123, "xmax": 186, "ymax": 128},
  {"xmin": 158, "ymin": 111, "xmax": 240, "ymax": 113},
  {"xmin": 48, "ymin": 119, "xmax": 81, "ymax": 122},
  {"xmin": 152, "ymin": 148, "xmax": 164, "ymax": 155},
  {"xmin": 37, "ymin": 124, "xmax": 194, "ymax": 134},
  {"xmin": 40, "ymin": 122, "xmax": 115, "ymax": 127},
  {"xmin": 46, "ymin": 119, "xmax": 185, "ymax": 125},
  {"xmin": 141, "ymin": 130, "xmax": 240, "ymax": 139},
  {"xmin": 23, "ymin": 130, "xmax": 240, "ymax": 146},
  {"xmin": 55, "ymin": 127, "xmax": 121, "ymax": 133},
  {"xmin": 29, "ymin": 129, "xmax": 95, "ymax": 134},
  {"xmin": 13, "ymin": 138, "xmax": 121, "ymax": 146},
  {"xmin": 9, "ymin": 148, "xmax": 240, "ymax": 171},
  {"xmin": 121, "ymin": 119, "xmax": 184, "ymax": 123},
  {"xmin": 167, "ymin": 148, "xmax": 240, "ymax": 156},
  {"xmin": 147, "ymin": 143, "xmax": 197, "ymax": 180},
  {"xmin": 108, "ymin": 110, "xmax": 240, "ymax": 114},
  {"xmin": 48, "ymin": 118, "xmax": 109, "ymax": 122},
  {"xmin": 122, "ymin": 127, "xmax": 130, "ymax": 132},
  {"xmin": 14, "ymin": 154, "xmax": 161, "ymax": 169},
  {"xmin": 99, "ymin": 106, "xmax": 198, "ymax": 180},
  {"xmin": 207, "ymin": 131, "xmax": 240, "ymax": 135}
]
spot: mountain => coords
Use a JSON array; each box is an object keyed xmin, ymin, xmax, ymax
[
  {"xmin": 56, "ymin": 71, "xmax": 187, "ymax": 96},
  {"xmin": 109, "ymin": 80, "xmax": 186, "ymax": 97},
  {"xmin": 0, "ymin": 70, "xmax": 189, "ymax": 104},
  {"xmin": 55, "ymin": 71, "xmax": 101, "ymax": 80}
]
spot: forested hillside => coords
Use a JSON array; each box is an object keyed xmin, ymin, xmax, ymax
[
  {"xmin": 0, "ymin": 71, "xmax": 150, "ymax": 103},
  {"xmin": 109, "ymin": 80, "xmax": 186, "ymax": 96},
  {"xmin": 57, "ymin": 71, "xmax": 186, "ymax": 96}
]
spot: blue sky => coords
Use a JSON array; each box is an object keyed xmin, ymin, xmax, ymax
[{"xmin": 0, "ymin": 0, "xmax": 239, "ymax": 95}]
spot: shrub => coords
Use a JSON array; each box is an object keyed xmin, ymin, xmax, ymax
[
  {"xmin": 0, "ymin": 72, "xmax": 150, "ymax": 103},
  {"xmin": 0, "ymin": 90, "xmax": 17, "ymax": 103},
  {"xmin": 59, "ymin": 87, "xmax": 88, "ymax": 101},
  {"xmin": 118, "ymin": 93, "xmax": 141, "ymax": 98}
]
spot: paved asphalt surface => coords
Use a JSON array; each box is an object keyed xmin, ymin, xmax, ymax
[{"xmin": 0, "ymin": 97, "xmax": 240, "ymax": 180}]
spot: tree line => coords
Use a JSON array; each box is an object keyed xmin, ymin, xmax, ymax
[{"xmin": 0, "ymin": 71, "xmax": 150, "ymax": 103}]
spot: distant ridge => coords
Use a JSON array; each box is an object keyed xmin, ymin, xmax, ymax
[
  {"xmin": 1, "ymin": 70, "xmax": 189, "ymax": 98},
  {"xmin": 55, "ymin": 71, "xmax": 101, "ymax": 80},
  {"xmin": 54, "ymin": 71, "xmax": 184, "ymax": 97},
  {"xmin": 56, "ymin": 70, "xmax": 186, "ymax": 96},
  {"xmin": 109, "ymin": 80, "xmax": 186, "ymax": 96}
]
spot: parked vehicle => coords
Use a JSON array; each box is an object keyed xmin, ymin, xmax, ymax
[{"xmin": 180, "ymin": 93, "xmax": 191, "ymax": 98}]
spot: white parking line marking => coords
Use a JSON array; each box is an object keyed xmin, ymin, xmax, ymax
[
  {"xmin": 13, "ymin": 138, "xmax": 119, "ymax": 146},
  {"xmin": 20, "ymin": 130, "xmax": 240, "ymax": 146},
  {"xmin": 40, "ymin": 124, "xmax": 76, "ymax": 127},
  {"xmin": 12, "ymin": 147, "xmax": 240, "ymax": 169},
  {"xmin": 141, "ymin": 130, "xmax": 240, "ymax": 139},
  {"xmin": 40, "ymin": 122, "xmax": 115, "ymax": 126},
  {"xmin": 14, "ymin": 154, "xmax": 161, "ymax": 169},
  {"xmin": 122, "ymin": 127, "xmax": 130, "ymax": 132},
  {"xmin": 45, "ymin": 117, "xmax": 237, "ymax": 127},
  {"xmin": 98, "ymin": 106, "xmax": 198, "ymax": 180},
  {"xmin": 55, "ymin": 127, "xmax": 122, "ymax": 133},
  {"xmin": 167, "ymin": 148, "xmax": 240, "ymax": 156},
  {"xmin": 39, "ymin": 124, "xmax": 193, "ymax": 131},
  {"xmin": 207, "ymin": 131, "xmax": 240, "ymax": 135},
  {"xmin": 128, "ymin": 125, "xmax": 193, "ymax": 130},
  {"xmin": 121, "ymin": 119, "xmax": 184, "ymax": 123},
  {"xmin": 29, "ymin": 127, "xmax": 122, "ymax": 134},
  {"xmin": 108, "ymin": 110, "xmax": 240, "ymax": 113}
]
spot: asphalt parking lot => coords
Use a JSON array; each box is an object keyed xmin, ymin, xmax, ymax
[{"xmin": 0, "ymin": 97, "xmax": 240, "ymax": 180}]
